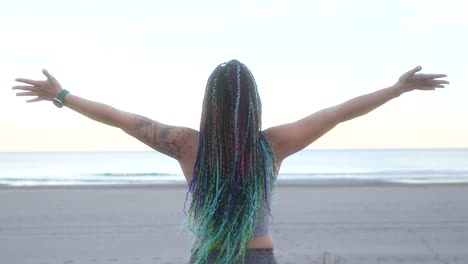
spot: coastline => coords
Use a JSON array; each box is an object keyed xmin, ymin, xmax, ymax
[
  {"xmin": 3, "ymin": 148, "xmax": 468, "ymax": 187},
  {"xmin": 1, "ymin": 183, "xmax": 468, "ymax": 263},
  {"xmin": 2, "ymin": 180, "xmax": 468, "ymax": 189}
]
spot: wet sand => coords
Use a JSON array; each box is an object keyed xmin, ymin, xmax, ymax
[{"xmin": 1, "ymin": 183, "xmax": 467, "ymax": 264}]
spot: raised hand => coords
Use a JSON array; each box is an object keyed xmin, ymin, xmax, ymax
[
  {"xmin": 13, "ymin": 69, "xmax": 62, "ymax": 103},
  {"xmin": 395, "ymin": 66, "xmax": 449, "ymax": 94}
]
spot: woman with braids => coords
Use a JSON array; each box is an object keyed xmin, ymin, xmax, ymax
[{"xmin": 13, "ymin": 60, "xmax": 448, "ymax": 263}]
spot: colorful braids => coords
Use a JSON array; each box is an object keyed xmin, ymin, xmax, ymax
[{"xmin": 184, "ymin": 60, "xmax": 277, "ymax": 264}]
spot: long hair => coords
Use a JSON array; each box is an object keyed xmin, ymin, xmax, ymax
[{"xmin": 185, "ymin": 60, "xmax": 277, "ymax": 264}]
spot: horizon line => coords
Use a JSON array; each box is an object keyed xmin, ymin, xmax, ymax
[{"xmin": 1, "ymin": 147, "xmax": 468, "ymax": 153}]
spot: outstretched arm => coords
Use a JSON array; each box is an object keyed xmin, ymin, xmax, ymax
[
  {"xmin": 13, "ymin": 69, "xmax": 198, "ymax": 163},
  {"xmin": 263, "ymin": 66, "xmax": 449, "ymax": 162}
]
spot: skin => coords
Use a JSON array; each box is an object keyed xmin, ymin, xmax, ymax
[{"xmin": 13, "ymin": 65, "xmax": 449, "ymax": 249}]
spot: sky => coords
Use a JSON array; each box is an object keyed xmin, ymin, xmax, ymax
[{"xmin": 1, "ymin": 0, "xmax": 467, "ymax": 151}]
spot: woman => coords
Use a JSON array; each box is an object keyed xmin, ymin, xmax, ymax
[{"xmin": 13, "ymin": 60, "xmax": 448, "ymax": 263}]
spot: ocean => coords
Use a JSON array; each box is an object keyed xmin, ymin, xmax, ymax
[{"xmin": 1, "ymin": 149, "xmax": 468, "ymax": 187}]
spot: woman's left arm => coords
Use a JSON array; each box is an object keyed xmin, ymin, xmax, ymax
[
  {"xmin": 334, "ymin": 65, "xmax": 449, "ymax": 123},
  {"xmin": 263, "ymin": 66, "xmax": 449, "ymax": 161}
]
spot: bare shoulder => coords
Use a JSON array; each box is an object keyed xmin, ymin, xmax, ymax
[
  {"xmin": 261, "ymin": 128, "xmax": 286, "ymax": 165},
  {"xmin": 263, "ymin": 107, "xmax": 340, "ymax": 162}
]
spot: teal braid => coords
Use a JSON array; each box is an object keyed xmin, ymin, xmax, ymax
[{"xmin": 185, "ymin": 60, "xmax": 277, "ymax": 264}]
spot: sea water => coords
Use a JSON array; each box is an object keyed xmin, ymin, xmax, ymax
[{"xmin": 1, "ymin": 149, "xmax": 467, "ymax": 186}]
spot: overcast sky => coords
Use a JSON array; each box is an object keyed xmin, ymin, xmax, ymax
[{"xmin": 1, "ymin": 0, "xmax": 467, "ymax": 151}]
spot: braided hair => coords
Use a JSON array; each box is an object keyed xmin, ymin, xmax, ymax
[{"xmin": 185, "ymin": 60, "xmax": 277, "ymax": 264}]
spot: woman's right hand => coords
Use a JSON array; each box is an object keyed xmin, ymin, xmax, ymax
[
  {"xmin": 13, "ymin": 69, "xmax": 63, "ymax": 103},
  {"xmin": 394, "ymin": 65, "xmax": 449, "ymax": 94}
]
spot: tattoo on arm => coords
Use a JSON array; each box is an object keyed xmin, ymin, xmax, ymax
[
  {"xmin": 136, "ymin": 117, "xmax": 152, "ymax": 129},
  {"xmin": 135, "ymin": 117, "xmax": 153, "ymax": 144},
  {"xmin": 134, "ymin": 117, "xmax": 184, "ymax": 160},
  {"xmin": 153, "ymin": 125, "xmax": 183, "ymax": 159}
]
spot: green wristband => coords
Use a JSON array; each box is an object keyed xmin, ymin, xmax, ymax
[{"xmin": 53, "ymin": 89, "xmax": 70, "ymax": 108}]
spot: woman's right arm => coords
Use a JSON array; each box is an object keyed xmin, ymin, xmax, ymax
[
  {"xmin": 63, "ymin": 94, "xmax": 198, "ymax": 161},
  {"xmin": 13, "ymin": 69, "xmax": 199, "ymax": 164}
]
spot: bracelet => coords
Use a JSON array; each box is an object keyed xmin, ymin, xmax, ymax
[{"xmin": 53, "ymin": 89, "xmax": 70, "ymax": 108}]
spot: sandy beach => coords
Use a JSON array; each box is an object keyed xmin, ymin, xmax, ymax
[{"xmin": 1, "ymin": 183, "xmax": 467, "ymax": 264}]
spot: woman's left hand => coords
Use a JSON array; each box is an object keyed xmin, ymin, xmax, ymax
[
  {"xmin": 395, "ymin": 66, "xmax": 449, "ymax": 94},
  {"xmin": 13, "ymin": 69, "xmax": 62, "ymax": 103}
]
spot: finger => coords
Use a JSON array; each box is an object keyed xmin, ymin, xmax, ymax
[
  {"xmin": 420, "ymin": 85, "xmax": 444, "ymax": 90},
  {"xmin": 12, "ymin": 85, "xmax": 37, "ymax": 91},
  {"xmin": 434, "ymin": 80, "xmax": 450, "ymax": 84},
  {"xmin": 15, "ymin": 78, "xmax": 41, "ymax": 85},
  {"xmin": 424, "ymin": 80, "xmax": 450, "ymax": 86},
  {"xmin": 431, "ymin": 80, "xmax": 450, "ymax": 85},
  {"xmin": 420, "ymin": 86, "xmax": 436, "ymax": 90},
  {"xmin": 399, "ymin": 65, "xmax": 422, "ymax": 81},
  {"xmin": 16, "ymin": 92, "xmax": 37, "ymax": 96},
  {"xmin": 405, "ymin": 65, "xmax": 422, "ymax": 76},
  {"xmin": 26, "ymin": 97, "xmax": 42, "ymax": 103},
  {"xmin": 417, "ymin": 73, "xmax": 448, "ymax": 79},
  {"xmin": 42, "ymin": 69, "xmax": 56, "ymax": 80}
]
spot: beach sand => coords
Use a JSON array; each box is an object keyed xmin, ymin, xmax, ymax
[{"xmin": 1, "ymin": 183, "xmax": 468, "ymax": 264}]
